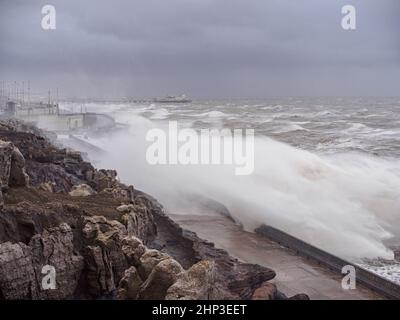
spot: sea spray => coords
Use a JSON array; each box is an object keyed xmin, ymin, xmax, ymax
[
  {"xmin": 80, "ymin": 111, "xmax": 400, "ymax": 261},
  {"xmin": 145, "ymin": 121, "xmax": 255, "ymax": 175}
]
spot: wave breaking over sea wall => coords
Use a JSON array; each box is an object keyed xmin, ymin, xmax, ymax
[{"xmin": 73, "ymin": 100, "xmax": 400, "ymax": 261}]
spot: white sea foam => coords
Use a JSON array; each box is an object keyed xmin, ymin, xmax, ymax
[
  {"xmin": 359, "ymin": 262, "xmax": 400, "ymax": 285},
  {"xmin": 195, "ymin": 110, "xmax": 228, "ymax": 118},
  {"xmin": 344, "ymin": 123, "xmax": 374, "ymax": 134},
  {"xmin": 313, "ymin": 110, "xmax": 336, "ymax": 117},
  {"xmin": 273, "ymin": 123, "xmax": 309, "ymax": 134},
  {"xmin": 149, "ymin": 108, "xmax": 170, "ymax": 120}
]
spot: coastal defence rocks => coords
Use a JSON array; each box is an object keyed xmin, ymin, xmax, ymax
[
  {"xmin": 9, "ymin": 146, "xmax": 30, "ymax": 187},
  {"xmin": 69, "ymin": 184, "xmax": 96, "ymax": 197},
  {"xmin": 116, "ymin": 266, "xmax": 143, "ymax": 299},
  {"xmin": 0, "ymin": 200, "xmax": 178, "ymax": 299},
  {"xmin": 0, "ymin": 242, "xmax": 36, "ymax": 299},
  {"xmin": 82, "ymin": 215, "xmax": 130, "ymax": 296},
  {"xmin": 0, "ymin": 223, "xmax": 83, "ymax": 299},
  {"xmin": 251, "ymin": 282, "xmax": 278, "ymax": 300},
  {"xmin": 137, "ymin": 257, "xmax": 184, "ymax": 300},
  {"xmin": 0, "ymin": 140, "xmax": 29, "ymax": 189},
  {"xmin": 0, "ymin": 139, "xmax": 29, "ymax": 208},
  {"xmin": 166, "ymin": 260, "xmax": 215, "ymax": 300},
  {"xmin": 0, "ymin": 119, "xmax": 306, "ymax": 300}
]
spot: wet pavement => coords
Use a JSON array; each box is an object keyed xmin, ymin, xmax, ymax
[{"xmin": 170, "ymin": 213, "xmax": 384, "ymax": 300}]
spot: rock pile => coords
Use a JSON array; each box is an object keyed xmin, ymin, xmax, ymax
[{"xmin": 0, "ymin": 139, "xmax": 30, "ymax": 208}]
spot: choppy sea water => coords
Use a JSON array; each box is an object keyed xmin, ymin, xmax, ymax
[
  {"xmin": 61, "ymin": 97, "xmax": 400, "ymax": 284},
  {"xmin": 138, "ymin": 97, "xmax": 400, "ymax": 158}
]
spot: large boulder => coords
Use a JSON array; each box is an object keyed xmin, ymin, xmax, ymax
[
  {"xmin": 116, "ymin": 266, "xmax": 143, "ymax": 300},
  {"xmin": 29, "ymin": 223, "xmax": 84, "ymax": 299},
  {"xmin": 99, "ymin": 185, "xmax": 134, "ymax": 202},
  {"xmin": 9, "ymin": 146, "xmax": 29, "ymax": 187},
  {"xmin": 166, "ymin": 260, "xmax": 215, "ymax": 300},
  {"xmin": 0, "ymin": 140, "xmax": 29, "ymax": 189},
  {"xmin": 0, "ymin": 223, "xmax": 84, "ymax": 299},
  {"xmin": 137, "ymin": 258, "xmax": 184, "ymax": 300},
  {"xmin": 251, "ymin": 281, "xmax": 277, "ymax": 300},
  {"xmin": 69, "ymin": 184, "xmax": 96, "ymax": 197},
  {"xmin": 116, "ymin": 204, "xmax": 135, "ymax": 213},
  {"xmin": 0, "ymin": 242, "xmax": 37, "ymax": 299},
  {"xmin": 138, "ymin": 249, "xmax": 169, "ymax": 279},
  {"xmin": 90, "ymin": 169, "xmax": 119, "ymax": 192},
  {"xmin": 120, "ymin": 203, "xmax": 157, "ymax": 242},
  {"xmin": 84, "ymin": 245, "xmax": 117, "ymax": 296},
  {"xmin": 121, "ymin": 236, "xmax": 146, "ymax": 267},
  {"xmin": 82, "ymin": 216, "xmax": 129, "ymax": 297},
  {"xmin": 288, "ymin": 293, "xmax": 310, "ymax": 300},
  {"xmin": 80, "ymin": 215, "xmax": 183, "ymax": 300}
]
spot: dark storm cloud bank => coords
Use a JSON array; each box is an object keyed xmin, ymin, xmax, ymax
[{"xmin": 0, "ymin": 0, "xmax": 399, "ymax": 98}]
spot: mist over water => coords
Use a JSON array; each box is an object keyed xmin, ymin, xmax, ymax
[{"xmin": 61, "ymin": 98, "xmax": 400, "ymax": 261}]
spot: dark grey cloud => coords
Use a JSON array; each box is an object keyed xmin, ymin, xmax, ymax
[{"xmin": 0, "ymin": 0, "xmax": 399, "ymax": 98}]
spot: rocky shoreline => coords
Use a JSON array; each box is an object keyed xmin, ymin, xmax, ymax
[{"xmin": 0, "ymin": 119, "xmax": 307, "ymax": 300}]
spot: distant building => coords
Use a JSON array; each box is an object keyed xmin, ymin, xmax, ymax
[{"xmin": 1, "ymin": 99, "xmax": 116, "ymax": 133}]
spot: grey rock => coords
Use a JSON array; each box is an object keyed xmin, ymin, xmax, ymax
[
  {"xmin": 0, "ymin": 223, "xmax": 83, "ymax": 299},
  {"xmin": 9, "ymin": 146, "xmax": 29, "ymax": 187},
  {"xmin": 121, "ymin": 236, "xmax": 146, "ymax": 267},
  {"xmin": 138, "ymin": 249, "xmax": 169, "ymax": 280},
  {"xmin": 116, "ymin": 266, "xmax": 143, "ymax": 300},
  {"xmin": 82, "ymin": 216, "xmax": 128, "ymax": 297},
  {"xmin": 29, "ymin": 223, "xmax": 84, "ymax": 299},
  {"xmin": 251, "ymin": 281, "xmax": 277, "ymax": 300},
  {"xmin": 69, "ymin": 184, "xmax": 96, "ymax": 197},
  {"xmin": 121, "ymin": 204, "xmax": 157, "ymax": 242},
  {"xmin": 288, "ymin": 293, "xmax": 310, "ymax": 300},
  {"xmin": 84, "ymin": 245, "xmax": 116, "ymax": 296},
  {"xmin": 116, "ymin": 204, "xmax": 134, "ymax": 213},
  {"xmin": 0, "ymin": 140, "xmax": 30, "ymax": 189},
  {"xmin": 0, "ymin": 242, "xmax": 37, "ymax": 299},
  {"xmin": 166, "ymin": 260, "xmax": 215, "ymax": 300},
  {"xmin": 137, "ymin": 258, "xmax": 184, "ymax": 300}
]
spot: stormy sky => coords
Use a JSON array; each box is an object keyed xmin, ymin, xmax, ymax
[{"xmin": 0, "ymin": 0, "xmax": 399, "ymax": 99}]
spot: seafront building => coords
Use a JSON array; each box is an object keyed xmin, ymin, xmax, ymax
[{"xmin": 0, "ymin": 87, "xmax": 115, "ymax": 133}]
